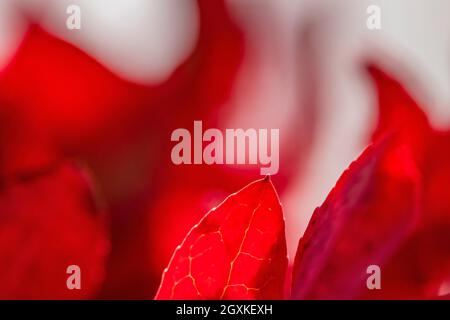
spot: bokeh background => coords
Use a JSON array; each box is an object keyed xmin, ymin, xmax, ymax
[{"xmin": 0, "ymin": 0, "xmax": 448, "ymax": 298}]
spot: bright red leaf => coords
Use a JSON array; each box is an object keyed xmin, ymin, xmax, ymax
[
  {"xmin": 292, "ymin": 137, "xmax": 421, "ymax": 299},
  {"xmin": 146, "ymin": 0, "xmax": 318, "ymax": 295},
  {"xmin": 367, "ymin": 64, "xmax": 431, "ymax": 146},
  {"xmin": 155, "ymin": 176, "xmax": 287, "ymax": 300},
  {"xmin": 0, "ymin": 163, "xmax": 109, "ymax": 299},
  {"xmin": 0, "ymin": 24, "xmax": 153, "ymax": 157}
]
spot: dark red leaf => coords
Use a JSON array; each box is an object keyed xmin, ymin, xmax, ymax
[
  {"xmin": 0, "ymin": 163, "xmax": 109, "ymax": 299},
  {"xmin": 155, "ymin": 176, "xmax": 287, "ymax": 300},
  {"xmin": 292, "ymin": 137, "xmax": 420, "ymax": 299},
  {"xmin": 362, "ymin": 64, "xmax": 450, "ymax": 299}
]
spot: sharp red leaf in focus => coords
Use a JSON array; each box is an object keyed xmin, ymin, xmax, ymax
[
  {"xmin": 292, "ymin": 137, "xmax": 420, "ymax": 299},
  {"xmin": 0, "ymin": 163, "xmax": 109, "ymax": 299},
  {"xmin": 155, "ymin": 176, "xmax": 287, "ymax": 300}
]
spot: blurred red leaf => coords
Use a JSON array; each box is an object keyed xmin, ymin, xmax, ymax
[
  {"xmin": 366, "ymin": 64, "xmax": 432, "ymax": 166},
  {"xmin": 0, "ymin": 24, "xmax": 151, "ymax": 150},
  {"xmin": 362, "ymin": 65, "xmax": 450, "ymax": 299},
  {"xmin": 291, "ymin": 64, "xmax": 450, "ymax": 299},
  {"xmin": 367, "ymin": 65, "xmax": 430, "ymax": 139},
  {"xmin": 292, "ymin": 137, "xmax": 420, "ymax": 299},
  {"xmin": 0, "ymin": 163, "xmax": 109, "ymax": 299},
  {"xmin": 155, "ymin": 176, "xmax": 287, "ymax": 300}
]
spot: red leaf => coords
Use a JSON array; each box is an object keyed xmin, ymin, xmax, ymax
[
  {"xmin": 292, "ymin": 137, "xmax": 420, "ymax": 299},
  {"xmin": 363, "ymin": 64, "xmax": 450, "ymax": 299},
  {"xmin": 366, "ymin": 64, "xmax": 431, "ymax": 165},
  {"xmin": 0, "ymin": 163, "xmax": 109, "ymax": 299},
  {"xmin": 295, "ymin": 64, "xmax": 450, "ymax": 299},
  {"xmin": 0, "ymin": 24, "xmax": 151, "ymax": 148},
  {"xmin": 155, "ymin": 176, "xmax": 287, "ymax": 300}
]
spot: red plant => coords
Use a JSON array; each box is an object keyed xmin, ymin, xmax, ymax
[
  {"xmin": 292, "ymin": 137, "xmax": 420, "ymax": 299},
  {"xmin": 0, "ymin": 0, "xmax": 448, "ymax": 301},
  {"xmin": 155, "ymin": 176, "xmax": 287, "ymax": 299},
  {"xmin": 0, "ymin": 0, "xmax": 249, "ymax": 298},
  {"xmin": 154, "ymin": 65, "xmax": 450, "ymax": 300},
  {"xmin": 0, "ymin": 163, "xmax": 109, "ymax": 299}
]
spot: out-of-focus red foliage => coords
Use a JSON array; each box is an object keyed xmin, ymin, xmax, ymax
[
  {"xmin": 0, "ymin": 163, "xmax": 109, "ymax": 299},
  {"xmin": 0, "ymin": 0, "xmax": 249, "ymax": 298},
  {"xmin": 155, "ymin": 176, "xmax": 287, "ymax": 300},
  {"xmin": 0, "ymin": 26, "xmax": 153, "ymax": 177},
  {"xmin": 0, "ymin": 0, "xmax": 313, "ymax": 298},
  {"xmin": 367, "ymin": 65, "xmax": 431, "ymax": 165},
  {"xmin": 291, "ymin": 65, "xmax": 450, "ymax": 299},
  {"xmin": 362, "ymin": 66, "xmax": 450, "ymax": 299},
  {"xmin": 0, "ymin": 0, "xmax": 448, "ymax": 299},
  {"xmin": 291, "ymin": 137, "xmax": 420, "ymax": 299}
]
